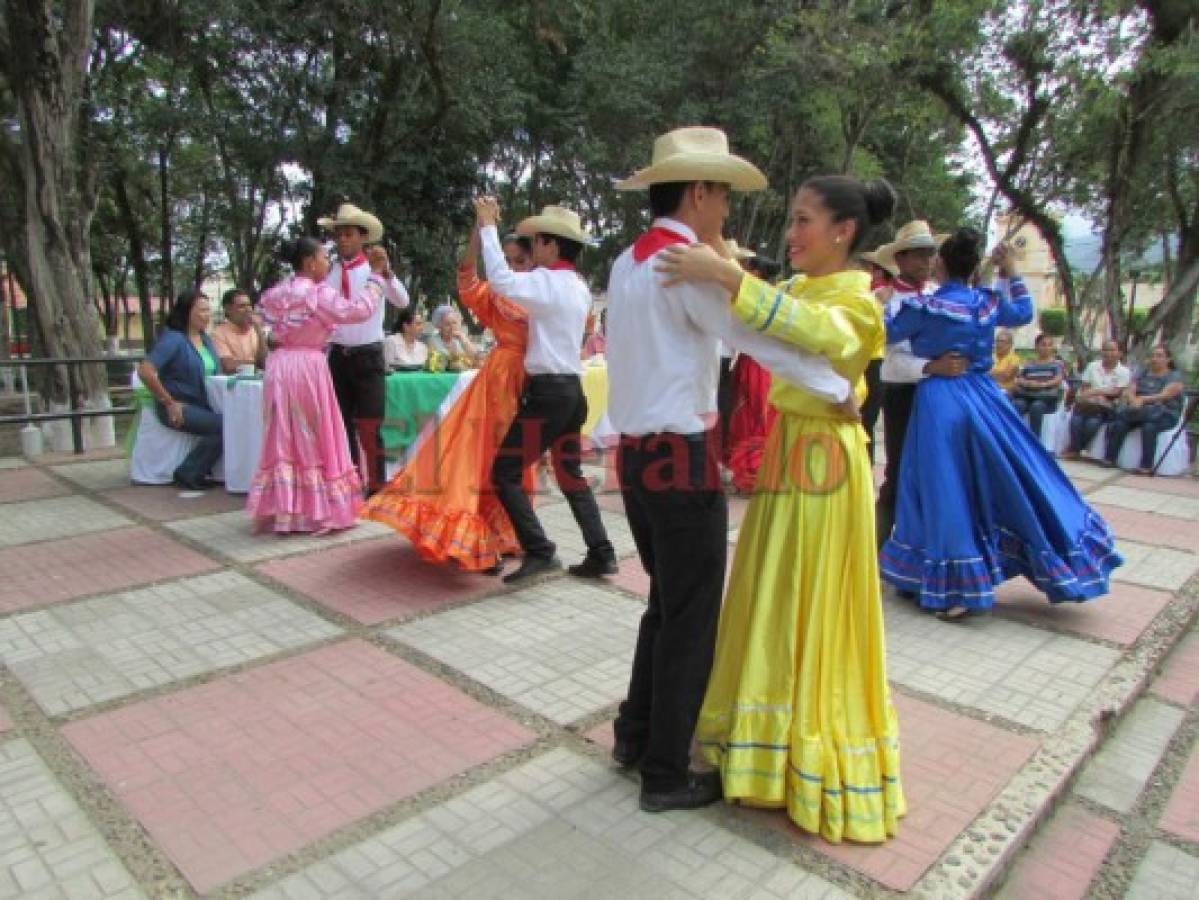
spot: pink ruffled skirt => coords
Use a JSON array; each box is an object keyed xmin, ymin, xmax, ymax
[{"xmin": 246, "ymin": 348, "xmax": 363, "ymax": 533}]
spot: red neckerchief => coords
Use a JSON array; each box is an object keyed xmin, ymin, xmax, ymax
[
  {"xmin": 632, "ymin": 226, "xmax": 690, "ymax": 263},
  {"xmin": 546, "ymin": 260, "xmax": 577, "ymax": 272},
  {"xmin": 339, "ymin": 253, "xmax": 368, "ymax": 298},
  {"xmin": 893, "ymin": 276, "xmax": 927, "ymax": 294},
  {"xmin": 870, "ymin": 273, "xmax": 893, "ymax": 292}
]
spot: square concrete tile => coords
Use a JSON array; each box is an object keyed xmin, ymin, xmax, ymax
[
  {"xmin": 259, "ymin": 539, "xmax": 502, "ymax": 625},
  {"xmin": 883, "ymin": 596, "xmax": 1122, "ymax": 731},
  {"xmin": 0, "ymin": 704, "xmax": 11, "ymax": 735},
  {"xmin": 1089, "ymin": 485, "xmax": 1199, "ymax": 519},
  {"xmin": 251, "ymin": 749, "xmax": 851, "ymax": 900},
  {"xmin": 609, "ymin": 557, "xmax": 651, "ymax": 598},
  {"xmin": 165, "ymin": 510, "xmax": 393, "ymax": 563},
  {"xmin": 535, "ymin": 502, "xmax": 638, "ymax": 563},
  {"xmin": 0, "ymin": 571, "xmax": 342, "ymax": 715},
  {"xmin": 0, "ymin": 739, "xmax": 144, "ymax": 898},
  {"xmin": 0, "ymin": 457, "xmax": 28, "ymax": 469},
  {"xmin": 0, "ymin": 526, "xmax": 220, "ymax": 615},
  {"xmin": 63, "ymin": 640, "xmax": 533, "ymax": 895},
  {"xmin": 0, "ymin": 496, "xmax": 132, "ymax": 549},
  {"xmin": 0, "ymin": 466, "xmax": 70, "ymax": 503},
  {"xmin": 1057, "ymin": 459, "xmax": 1109, "ymax": 483},
  {"xmin": 1114, "ymin": 473, "xmax": 1199, "ymax": 500},
  {"xmin": 387, "ymin": 581, "xmax": 643, "ymax": 724},
  {"xmin": 50, "ymin": 458, "xmax": 132, "ymax": 492},
  {"xmin": 995, "ymin": 802, "xmax": 1120, "ymax": 900},
  {"xmin": 1152, "ymin": 631, "xmax": 1199, "ymax": 707},
  {"xmin": 1093, "ymin": 503, "xmax": 1199, "ymax": 554},
  {"xmin": 1115, "ymin": 541, "xmax": 1199, "ymax": 592},
  {"xmin": 1075, "ymin": 698, "xmax": 1185, "ymax": 813},
  {"xmin": 742, "ymin": 691, "xmax": 1039, "ymax": 892},
  {"xmin": 102, "ymin": 484, "xmax": 246, "ymax": 521},
  {"xmin": 1126, "ymin": 841, "xmax": 1199, "ymax": 899},
  {"xmin": 993, "ymin": 579, "xmax": 1171, "ymax": 648},
  {"xmin": 1160, "ymin": 741, "xmax": 1199, "ymax": 844}
]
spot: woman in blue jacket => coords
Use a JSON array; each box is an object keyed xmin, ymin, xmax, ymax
[
  {"xmin": 879, "ymin": 229, "xmax": 1121, "ymax": 619},
  {"xmin": 135, "ymin": 288, "xmax": 224, "ymax": 490}
]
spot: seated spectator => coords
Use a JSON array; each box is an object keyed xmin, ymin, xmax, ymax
[
  {"xmin": 989, "ymin": 329, "xmax": 1020, "ymax": 395},
  {"xmin": 1062, "ymin": 340, "xmax": 1131, "ymax": 459},
  {"xmin": 427, "ymin": 304, "xmax": 479, "ymax": 371},
  {"xmin": 581, "ymin": 311, "xmax": 606, "ymax": 359},
  {"xmin": 1012, "ymin": 333, "xmax": 1066, "ymax": 436},
  {"xmin": 1102, "ymin": 344, "xmax": 1185, "ymax": 474},
  {"xmin": 384, "ymin": 307, "xmax": 429, "ymax": 371},
  {"xmin": 211, "ymin": 288, "xmax": 268, "ymax": 373},
  {"xmin": 135, "ymin": 288, "xmax": 223, "ymax": 491}
]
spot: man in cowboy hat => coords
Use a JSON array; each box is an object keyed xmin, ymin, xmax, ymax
[
  {"xmin": 318, "ymin": 202, "xmax": 410, "ymax": 493},
  {"xmin": 605, "ymin": 126, "xmax": 850, "ymax": 812},
  {"xmin": 475, "ymin": 198, "xmax": 617, "ymax": 584},
  {"xmin": 873, "ymin": 220, "xmax": 967, "ymax": 549}
]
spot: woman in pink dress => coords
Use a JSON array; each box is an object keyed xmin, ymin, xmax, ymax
[{"xmin": 247, "ymin": 237, "xmax": 388, "ymax": 533}]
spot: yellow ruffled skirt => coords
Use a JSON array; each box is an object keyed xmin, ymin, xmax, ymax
[{"xmin": 696, "ymin": 412, "xmax": 905, "ymax": 843}]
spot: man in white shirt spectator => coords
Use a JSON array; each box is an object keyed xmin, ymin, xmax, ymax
[
  {"xmin": 1062, "ymin": 339, "xmax": 1132, "ymax": 458},
  {"xmin": 605, "ymin": 126, "xmax": 851, "ymax": 813},
  {"xmin": 477, "ymin": 199, "xmax": 616, "ymax": 584},
  {"xmin": 317, "ymin": 203, "xmax": 410, "ymax": 493}
]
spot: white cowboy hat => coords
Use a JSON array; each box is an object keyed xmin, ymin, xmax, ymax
[
  {"xmin": 874, "ymin": 220, "xmax": 948, "ymax": 274},
  {"xmin": 725, "ymin": 239, "xmax": 756, "ymax": 261},
  {"xmin": 317, "ymin": 203, "xmax": 384, "ymax": 243},
  {"xmin": 860, "ymin": 249, "xmax": 899, "ymax": 278},
  {"xmin": 515, "ymin": 205, "xmax": 592, "ymax": 244},
  {"xmin": 615, "ymin": 126, "xmax": 767, "ymax": 192}
]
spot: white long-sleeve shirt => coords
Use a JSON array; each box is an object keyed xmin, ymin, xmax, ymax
[
  {"xmin": 879, "ymin": 284, "xmax": 932, "ymax": 384},
  {"xmin": 326, "ymin": 257, "xmax": 409, "ymax": 347},
  {"xmin": 480, "ymin": 225, "xmax": 588, "ymax": 376},
  {"xmin": 606, "ymin": 218, "xmax": 849, "ymax": 437}
]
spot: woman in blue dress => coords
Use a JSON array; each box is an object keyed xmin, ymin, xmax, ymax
[{"xmin": 879, "ymin": 229, "xmax": 1122, "ymax": 619}]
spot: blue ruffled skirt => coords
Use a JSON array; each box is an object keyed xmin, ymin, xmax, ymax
[{"xmin": 880, "ymin": 373, "xmax": 1122, "ymax": 610}]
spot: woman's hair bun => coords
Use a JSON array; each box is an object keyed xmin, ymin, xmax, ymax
[
  {"xmin": 279, "ymin": 236, "xmax": 321, "ymax": 271},
  {"xmin": 861, "ymin": 179, "xmax": 897, "ymax": 226},
  {"xmin": 939, "ymin": 227, "xmax": 983, "ymax": 280}
]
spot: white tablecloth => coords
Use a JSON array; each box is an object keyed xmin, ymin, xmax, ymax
[{"xmin": 206, "ymin": 376, "xmax": 264, "ymax": 494}]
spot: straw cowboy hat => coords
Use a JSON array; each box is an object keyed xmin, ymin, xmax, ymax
[
  {"xmin": 725, "ymin": 239, "xmax": 756, "ymax": 261},
  {"xmin": 874, "ymin": 220, "xmax": 948, "ymax": 274},
  {"xmin": 317, "ymin": 203, "xmax": 384, "ymax": 243},
  {"xmin": 615, "ymin": 126, "xmax": 767, "ymax": 192},
  {"xmin": 860, "ymin": 249, "xmax": 899, "ymax": 278},
  {"xmin": 515, "ymin": 205, "xmax": 592, "ymax": 244}
]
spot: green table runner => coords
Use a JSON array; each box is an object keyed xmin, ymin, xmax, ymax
[{"xmin": 381, "ymin": 372, "xmax": 462, "ymax": 454}]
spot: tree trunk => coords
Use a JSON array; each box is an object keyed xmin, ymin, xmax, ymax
[
  {"xmin": 1, "ymin": 0, "xmax": 105, "ymax": 406},
  {"xmin": 112, "ymin": 168, "xmax": 156, "ymax": 349},
  {"xmin": 157, "ymin": 141, "xmax": 175, "ymax": 304}
]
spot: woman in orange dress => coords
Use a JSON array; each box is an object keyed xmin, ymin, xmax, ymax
[{"xmin": 363, "ymin": 226, "xmax": 537, "ymax": 572}]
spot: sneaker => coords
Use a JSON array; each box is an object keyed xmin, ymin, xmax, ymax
[
  {"xmin": 568, "ymin": 553, "xmax": 618, "ymax": 578},
  {"xmin": 502, "ymin": 555, "xmax": 562, "ymax": 584},
  {"xmin": 640, "ymin": 771, "xmax": 722, "ymax": 813}
]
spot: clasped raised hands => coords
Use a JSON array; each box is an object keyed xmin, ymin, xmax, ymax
[{"xmin": 474, "ymin": 196, "xmax": 501, "ymax": 229}]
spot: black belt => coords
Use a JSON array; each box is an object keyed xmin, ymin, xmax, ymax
[
  {"xmin": 622, "ymin": 431, "xmax": 708, "ymax": 444},
  {"xmin": 527, "ymin": 373, "xmax": 580, "ymax": 384},
  {"xmin": 330, "ymin": 342, "xmax": 382, "ymax": 357}
]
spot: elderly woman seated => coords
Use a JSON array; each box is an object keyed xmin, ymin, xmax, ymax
[
  {"xmin": 427, "ymin": 304, "xmax": 480, "ymax": 371},
  {"xmin": 1102, "ymin": 344, "xmax": 1186, "ymax": 475},
  {"xmin": 135, "ymin": 288, "xmax": 223, "ymax": 490},
  {"xmin": 988, "ymin": 329, "xmax": 1020, "ymax": 395}
]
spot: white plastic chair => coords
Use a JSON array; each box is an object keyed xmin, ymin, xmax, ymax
[{"xmin": 1081, "ymin": 418, "xmax": 1191, "ymax": 477}]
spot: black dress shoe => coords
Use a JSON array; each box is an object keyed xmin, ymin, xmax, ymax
[
  {"xmin": 568, "ymin": 553, "xmax": 618, "ymax": 578},
  {"xmin": 640, "ymin": 771, "xmax": 722, "ymax": 813},
  {"xmin": 502, "ymin": 555, "xmax": 562, "ymax": 584},
  {"xmin": 611, "ymin": 737, "xmax": 645, "ymax": 769},
  {"xmin": 897, "ymin": 589, "xmax": 917, "ymax": 601}
]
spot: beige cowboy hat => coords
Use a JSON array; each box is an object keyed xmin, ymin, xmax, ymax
[
  {"xmin": 860, "ymin": 249, "xmax": 899, "ymax": 277},
  {"xmin": 725, "ymin": 239, "xmax": 756, "ymax": 261},
  {"xmin": 875, "ymin": 220, "xmax": 948, "ymax": 273},
  {"xmin": 615, "ymin": 126, "xmax": 767, "ymax": 192},
  {"xmin": 515, "ymin": 205, "xmax": 592, "ymax": 244},
  {"xmin": 317, "ymin": 203, "xmax": 384, "ymax": 243}
]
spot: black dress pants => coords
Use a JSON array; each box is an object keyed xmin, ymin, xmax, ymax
[
  {"xmin": 614, "ymin": 431, "xmax": 727, "ymax": 793},
  {"xmin": 329, "ymin": 343, "xmax": 387, "ymax": 490},
  {"xmin": 875, "ymin": 381, "xmax": 917, "ymax": 547},
  {"xmin": 491, "ymin": 374, "xmax": 614, "ymax": 561},
  {"xmin": 861, "ymin": 357, "xmax": 883, "ymax": 465}
]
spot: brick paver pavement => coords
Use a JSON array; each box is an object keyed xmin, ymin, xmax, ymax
[{"xmin": 0, "ymin": 449, "xmax": 1194, "ymax": 899}]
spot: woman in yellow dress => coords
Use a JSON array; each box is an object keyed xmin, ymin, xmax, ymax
[{"xmin": 657, "ymin": 175, "xmax": 905, "ymax": 844}]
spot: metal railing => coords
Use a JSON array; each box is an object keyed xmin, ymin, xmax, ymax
[{"xmin": 0, "ymin": 355, "xmax": 143, "ymax": 455}]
